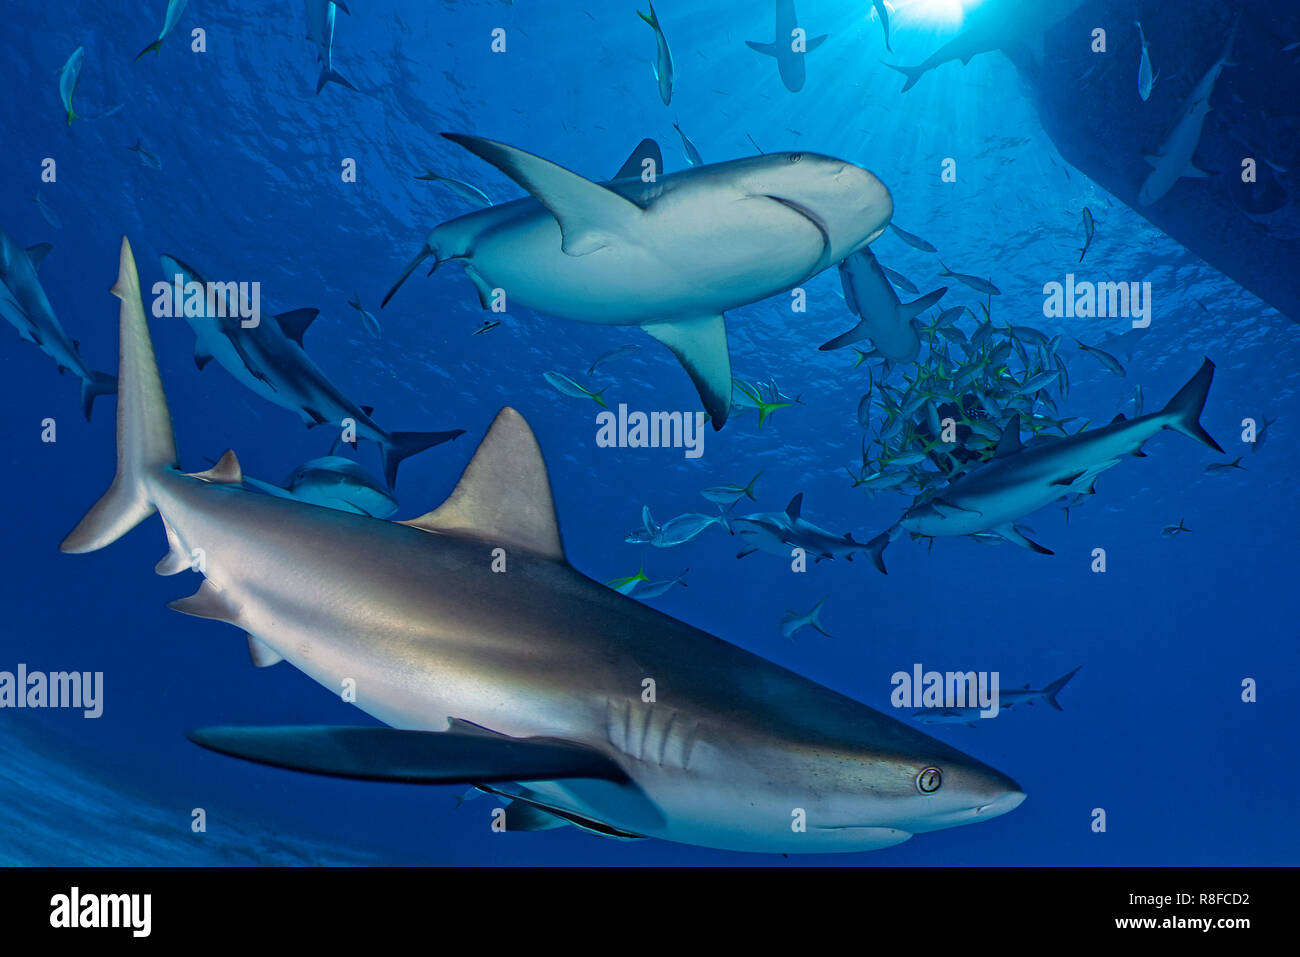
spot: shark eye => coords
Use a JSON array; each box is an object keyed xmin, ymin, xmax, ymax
[
  {"xmin": 789, "ymin": 153, "xmax": 803, "ymax": 163},
  {"xmin": 916, "ymin": 767, "xmax": 943, "ymax": 793}
]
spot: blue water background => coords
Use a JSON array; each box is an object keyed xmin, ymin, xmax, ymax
[{"xmin": 1, "ymin": 0, "xmax": 1297, "ymax": 864}]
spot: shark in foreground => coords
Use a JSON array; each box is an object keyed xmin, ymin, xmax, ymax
[
  {"xmin": 162, "ymin": 253, "xmax": 463, "ymax": 488},
  {"xmin": 383, "ymin": 135, "xmax": 893, "ymax": 428},
  {"xmin": 0, "ymin": 229, "xmax": 116, "ymax": 420},
  {"xmin": 868, "ymin": 359, "xmax": 1223, "ymax": 570},
  {"xmin": 62, "ymin": 238, "xmax": 1025, "ymax": 854}
]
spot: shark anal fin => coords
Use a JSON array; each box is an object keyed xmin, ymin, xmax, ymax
[
  {"xmin": 442, "ymin": 133, "xmax": 642, "ymax": 257},
  {"xmin": 401, "ymin": 407, "xmax": 565, "ymax": 559},
  {"xmin": 26, "ymin": 243, "xmax": 53, "ymax": 269},
  {"xmin": 185, "ymin": 725, "xmax": 630, "ymax": 785},
  {"xmin": 642, "ymin": 314, "xmax": 732, "ymax": 429}
]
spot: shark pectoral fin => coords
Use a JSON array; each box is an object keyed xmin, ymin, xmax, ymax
[
  {"xmin": 1184, "ymin": 163, "xmax": 1211, "ymax": 178},
  {"xmin": 464, "ymin": 265, "xmax": 495, "ymax": 309},
  {"xmin": 246, "ymin": 635, "xmax": 284, "ymax": 668},
  {"xmin": 441, "ymin": 133, "xmax": 642, "ymax": 256},
  {"xmin": 501, "ymin": 800, "xmax": 573, "ymax": 831},
  {"xmin": 167, "ymin": 579, "xmax": 242, "ymax": 623},
  {"xmin": 274, "ymin": 308, "xmax": 320, "ymax": 347},
  {"xmin": 401, "ymin": 407, "xmax": 565, "ymax": 559},
  {"xmin": 194, "ymin": 343, "xmax": 214, "ymax": 371},
  {"xmin": 642, "ymin": 314, "xmax": 732, "ymax": 429},
  {"xmin": 993, "ymin": 524, "xmax": 1054, "ymax": 555},
  {"xmin": 613, "ymin": 138, "xmax": 663, "ymax": 181},
  {"xmin": 745, "ymin": 40, "xmax": 779, "ymax": 57},
  {"xmin": 185, "ymin": 725, "xmax": 630, "ymax": 785}
]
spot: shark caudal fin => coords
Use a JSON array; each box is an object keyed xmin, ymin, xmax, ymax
[
  {"xmin": 1160, "ymin": 357, "xmax": 1223, "ymax": 453},
  {"xmin": 883, "ymin": 61, "xmax": 926, "ymax": 93},
  {"xmin": 62, "ymin": 238, "xmax": 178, "ymax": 553},
  {"xmin": 80, "ymin": 370, "xmax": 118, "ymax": 421},
  {"xmin": 866, "ymin": 529, "xmax": 891, "ymax": 574},
  {"xmin": 135, "ymin": 39, "xmax": 164, "ymax": 61},
  {"xmin": 1042, "ymin": 666, "xmax": 1081, "ymax": 711},
  {"xmin": 317, "ymin": 65, "xmax": 356, "ymax": 95},
  {"xmin": 380, "ymin": 429, "xmax": 466, "ymax": 489}
]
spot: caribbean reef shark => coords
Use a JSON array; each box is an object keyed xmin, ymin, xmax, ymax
[
  {"xmin": 885, "ymin": 0, "xmax": 1083, "ymax": 92},
  {"xmin": 732, "ymin": 494, "xmax": 868, "ymax": 563},
  {"xmin": 1137, "ymin": 20, "xmax": 1237, "ymax": 206},
  {"xmin": 240, "ymin": 455, "xmax": 397, "ymax": 518},
  {"xmin": 912, "ymin": 667, "xmax": 1081, "ymax": 726},
  {"xmin": 62, "ymin": 238, "xmax": 1024, "ymax": 853},
  {"xmin": 0, "ymin": 229, "xmax": 116, "ymax": 419},
  {"xmin": 383, "ymin": 134, "xmax": 893, "ymax": 428},
  {"xmin": 867, "ymin": 359, "xmax": 1222, "ymax": 570},
  {"xmin": 162, "ymin": 253, "xmax": 462, "ymax": 487},
  {"xmin": 745, "ymin": 0, "xmax": 827, "ymax": 93},
  {"xmin": 820, "ymin": 247, "xmax": 946, "ymax": 364}
]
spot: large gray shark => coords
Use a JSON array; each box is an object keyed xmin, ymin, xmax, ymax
[
  {"xmin": 162, "ymin": 253, "xmax": 463, "ymax": 487},
  {"xmin": 885, "ymin": 0, "xmax": 1083, "ymax": 93},
  {"xmin": 382, "ymin": 135, "xmax": 894, "ymax": 428},
  {"xmin": 819, "ymin": 247, "xmax": 946, "ymax": 363},
  {"xmin": 0, "ymin": 229, "xmax": 116, "ymax": 420},
  {"xmin": 240, "ymin": 454, "xmax": 397, "ymax": 518},
  {"xmin": 62, "ymin": 238, "xmax": 1025, "ymax": 853},
  {"xmin": 745, "ymin": 0, "xmax": 827, "ymax": 93},
  {"xmin": 1137, "ymin": 22, "xmax": 1237, "ymax": 206},
  {"xmin": 732, "ymin": 494, "xmax": 867, "ymax": 563},
  {"xmin": 867, "ymin": 359, "xmax": 1222, "ymax": 571}
]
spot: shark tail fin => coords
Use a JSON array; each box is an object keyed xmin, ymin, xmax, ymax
[
  {"xmin": 1043, "ymin": 666, "xmax": 1081, "ymax": 711},
  {"xmin": 745, "ymin": 40, "xmax": 780, "ymax": 58},
  {"xmin": 380, "ymin": 429, "xmax": 466, "ymax": 489},
  {"xmin": 135, "ymin": 38, "xmax": 164, "ymax": 61},
  {"xmin": 809, "ymin": 596, "xmax": 832, "ymax": 637},
  {"xmin": 882, "ymin": 61, "xmax": 925, "ymax": 93},
  {"xmin": 1161, "ymin": 357, "xmax": 1223, "ymax": 453},
  {"xmin": 866, "ymin": 529, "xmax": 891, "ymax": 574},
  {"xmin": 317, "ymin": 65, "xmax": 356, "ymax": 95},
  {"xmin": 62, "ymin": 238, "xmax": 178, "ymax": 554},
  {"xmin": 80, "ymin": 370, "xmax": 118, "ymax": 422}
]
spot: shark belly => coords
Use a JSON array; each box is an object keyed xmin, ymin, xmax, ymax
[{"xmin": 459, "ymin": 197, "xmax": 826, "ymax": 325}]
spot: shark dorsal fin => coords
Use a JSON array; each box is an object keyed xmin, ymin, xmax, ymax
[
  {"xmin": 401, "ymin": 407, "xmax": 565, "ymax": 560},
  {"xmin": 274, "ymin": 308, "xmax": 320, "ymax": 347},
  {"xmin": 186, "ymin": 449, "xmax": 243, "ymax": 484},
  {"xmin": 26, "ymin": 243, "xmax": 53, "ymax": 269},
  {"xmin": 785, "ymin": 493, "xmax": 803, "ymax": 520},
  {"xmin": 993, "ymin": 415, "xmax": 1022, "ymax": 458},
  {"xmin": 614, "ymin": 138, "xmax": 662, "ymax": 180},
  {"xmin": 443, "ymin": 133, "xmax": 641, "ymax": 257}
]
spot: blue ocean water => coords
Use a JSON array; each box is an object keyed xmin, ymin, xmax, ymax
[{"xmin": 2, "ymin": 0, "xmax": 1297, "ymax": 865}]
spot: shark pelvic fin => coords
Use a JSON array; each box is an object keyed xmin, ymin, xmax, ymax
[
  {"xmin": 614, "ymin": 138, "xmax": 663, "ymax": 181},
  {"xmin": 167, "ymin": 579, "xmax": 242, "ymax": 624},
  {"xmin": 247, "ymin": 635, "xmax": 284, "ymax": 668},
  {"xmin": 641, "ymin": 314, "xmax": 732, "ymax": 429},
  {"xmin": 442, "ymin": 133, "xmax": 642, "ymax": 256},
  {"xmin": 401, "ymin": 407, "xmax": 565, "ymax": 560},
  {"xmin": 185, "ymin": 449, "xmax": 243, "ymax": 485}
]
